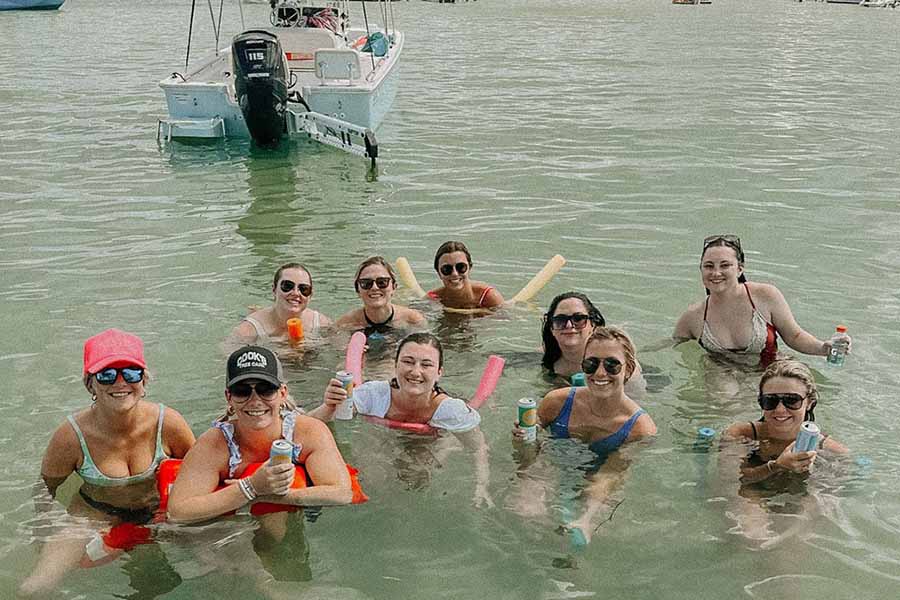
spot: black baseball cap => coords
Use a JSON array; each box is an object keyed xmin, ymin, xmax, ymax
[{"xmin": 226, "ymin": 346, "xmax": 284, "ymax": 388}]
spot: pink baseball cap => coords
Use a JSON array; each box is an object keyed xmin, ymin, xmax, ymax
[{"xmin": 83, "ymin": 329, "xmax": 147, "ymax": 375}]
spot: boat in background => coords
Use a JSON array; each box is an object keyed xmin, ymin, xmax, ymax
[
  {"xmin": 158, "ymin": 0, "xmax": 402, "ymax": 162},
  {"xmin": 0, "ymin": 0, "xmax": 64, "ymax": 10}
]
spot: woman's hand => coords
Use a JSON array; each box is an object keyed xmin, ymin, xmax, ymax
[
  {"xmin": 511, "ymin": 420, "xmax": 527, "ymax": 441},
  {"xmin": 323, "ymin": 378, "xmax": 348, "ymax": 408},
  {"xmin": 822, "ymin": 332, "xmax": 853, "ymax": 356},
  {"xmin": 246, "ymin": 461, "xmax": 295, "ymax": 496},
  {"xmin": 774, "ymin": 442, "xmax": 816, "ymax": 473}
]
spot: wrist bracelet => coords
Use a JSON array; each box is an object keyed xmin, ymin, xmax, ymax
[
  {"xmin": 238, "ymin": 478, "xmax": 258, "ymax": 502},
  {"xmin": 766, "ymin": 460, "xmax": 777, "ymax": 474}
]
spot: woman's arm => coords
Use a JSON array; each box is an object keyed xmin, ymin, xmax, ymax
[
  {"xmin": 39, "ymin": 422, "xmax": 81, "ymax": 499},
  {"xmin": 480, "ymin": 286, "xmax": 504, "ymax": 308},
  {"xmin": 162, "ymin": 408, "xmax": 196, "ymax": 459},
  {"xmin": 231, "ymin": 320, "xmax": 259, "ymax": 345},
  {"xmin": 166, "ymin": 431, "xmax": 293, "ymax": 523},
  {"xmin": 762, "ymin": 284, "xmax": 829, "ymax": 356},
  {"xmin": 454, "ymin": 427, "xmax": 493, "ymax": 508},
  {"xmin": 272, "ymin": 418, "xmax": 352, "ymax": 506},
  {"xmin": 536, "ymin": 388, "xmax": 567, "ymax": 428},
  {"xmin": 306, "ymin": 378, "xmax": 347, "ymax": 422},
  {"xmin": 673, "ymin": 303, "xmax": 701, "ymax": 341}
]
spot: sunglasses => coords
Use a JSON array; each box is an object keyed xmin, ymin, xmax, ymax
[
  {"xmin": 94, "ymin": 367, "xmax": 144, "ymax": 385},
  {"xmin": 758, "ymin": 392, "xmax": 805, "ymax": 411},
  {"xmin": 279, "ymin": 280, "xmax": 313, "ymax": 297},
  {"xmin": 439, "ymin": 262, "xmax": 469, "ymax": 277},
  {"xmin": 228, "ymin": 381, "xmax": 281, "ymax": 402},
  {"xmin": 357, "ymin": 277, "xmax": 393, "ymax": 291},
  {"xmin": 549, "ymin": 313, "xmax": 591, "ymax": 331},
  {"xmin": 703, "ymin": 234, "xmax": 743, "ymax": 254},
  {"xmin": 581, "ymin": 356, "xmax": 623, "ymax": 376}
]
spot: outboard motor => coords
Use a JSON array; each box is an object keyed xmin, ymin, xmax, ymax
[{"xmin": 232, "ymin": 30, "xmax": 289, "ymax": 146}]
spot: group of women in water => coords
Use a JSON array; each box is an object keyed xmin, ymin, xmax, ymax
[{"xmin": 19, "ymin": 235, "xmax": 854, "ymax": 596}]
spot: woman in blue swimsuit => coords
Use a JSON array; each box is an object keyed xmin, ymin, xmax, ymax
[
  {"xmin": 20, "ymin": 329, "xmax": 195, "ymax": 597},
  {"xmin": 532, "ymin": 326, "xmax": 656, "ymax": 543}
]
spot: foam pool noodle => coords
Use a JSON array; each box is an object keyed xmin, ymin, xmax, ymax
[
  {"xmin": 511, "ymin": 254, "xmax": 566, "ymax": 304},
  {"xmin": 395, "ymin": 257, "xmax": 428, "ymax": 299},
  {"xmin": 287, "ymin": 318, "xmax": 304, "ymax": 343},
  {"xmin": 469, "ymin": 355, "xmax": 505, "ymax": 410}
]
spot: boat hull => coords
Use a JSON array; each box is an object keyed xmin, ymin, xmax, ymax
[{"xmin": 0, "ymin": 0, "xmax": 64, "ymax": 9}]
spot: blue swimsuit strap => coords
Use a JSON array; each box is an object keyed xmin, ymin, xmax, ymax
[
  {"xmin": 589, "ymin": 409, "xmax": 646, "ymax": 454},
  {"xmin": 550, "ymin": 387, "xmax": 578, "ymax": 438}
]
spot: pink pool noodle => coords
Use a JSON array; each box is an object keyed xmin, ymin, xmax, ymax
[
  {"xmin": 468, "ymin": 355, "xmax": 505, "ymax": 410},
  {"xmin": 345, "ymin": 331, "xmax": 366, "ymax": 386}
]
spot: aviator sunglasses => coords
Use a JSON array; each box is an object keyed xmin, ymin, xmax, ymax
[
  {"xmin": 279, "ymin": 280, "xmax": 313, "ymax": 297},
  {"xmin": 357, "ymin": 277, "xmax": 393, "ymax": 291},
  {"xmin": 439, "ymin": 262, "xmax": 469, "ymax": 277},
  {"xmin": 549, "ymin": 313, "xmax": 591, "ymax": 331},
  {"xmin": 758, "ymin": 392, "xmax": 805, "ymax": 411},
  {"xmin": 581, "ymin": 356, "xmax": 623, "ymax": 376},
  {"xmin": 94, "ymin": 367, "xmax": 144, "ymax": 385},
  {"xmin": 228, "ymin": 381, "xmax": 281, "ymax": 402}
]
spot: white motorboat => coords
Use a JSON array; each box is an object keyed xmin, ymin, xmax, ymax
[{"xmin": 158, "ymin": 0, "xmax": 402, "ymax": 160}]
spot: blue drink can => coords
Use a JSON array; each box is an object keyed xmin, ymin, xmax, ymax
[
  {"xmin": 794, "ymin": 422, "xmax": 820, "ymax": 453},
  {"xmin": 270, "ymin": 439, "xmax": 294, "ymax": 464}
]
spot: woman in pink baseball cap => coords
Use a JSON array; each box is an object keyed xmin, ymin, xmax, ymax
[{"xmin": 19, "ymin": 328, "xmax": 195, "ymax": 597}]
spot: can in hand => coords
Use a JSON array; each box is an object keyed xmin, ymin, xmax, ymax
[
  {"xmin": 794, "ymin": 421, "xmax": 820, "ymax": 453},
  {"xmin": 334, "ymin": 370, "xmax": 355, "ymax": 420},
  {"xmin": 517, "ymin": 398, "xmax": 537, "ymax": 443},
  {"xmin": 270, "ymin": 439, "xmax": 294, "ymax": 464}
]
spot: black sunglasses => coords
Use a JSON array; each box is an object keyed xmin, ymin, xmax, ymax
[
  {"xmin": 758, "ymin": 392, "xmax": 805, "ymax": 411},
  {"xmin": 94, "ymin": 367, "xmax": 144, "ymax": 385},
  {"xmin": 439, "ymin": 262, "xmax": 469, "ymax": 277},
  {"xmin": 279, "ymin": 280, "xmax": 313, "ymax": 296},
  {"xmin": 357, "ymin": 277, "xmax": 393, "ymax": 291},
  {"xmin": 581, "ymin": 356, "xmax": 623, "ymax": 376},
  {"xmin": 549, "ymin": 313, "xmax": 590, "ymax": 331},
  {"xmin": 229, "ymin": 381, "xmax": 281, "ymax": 402},
  {"xmin": 703, "ymin": 234, "xmax": 743, "ymax": 257}
]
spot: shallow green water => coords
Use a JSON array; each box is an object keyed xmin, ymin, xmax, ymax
[{"xmin": 2, "ymin": 0, "xmax": 900, "ymax": 597}]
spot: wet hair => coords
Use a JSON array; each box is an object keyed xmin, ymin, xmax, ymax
[
  {"xmin": 433, "ymin": 241, "xmax": 473, "ymax": 272},
  {"xmin": 541, "ymin": 292, "xmax": 606, "ymax": 372},
  {"xmin": 584, "ymin": 326, "xmax": 637, "ymax": 382},
  {"xmin": 700, "ymin": 237, "xmax": 747, "ymax": 290},
  {"xmin": 391, "ymin": 332, "xmax": 447, "ymax": 395},
  {"xmin": 272, "ymin": 262, "xmax": 312, "ymax": 291},
  {"xmin": 758, "ymin": 358, "xmax": 819, "ymax": 421},
  {"xmin": 354, "ymin": 256, "xmax": 397, "ymax": 292}
]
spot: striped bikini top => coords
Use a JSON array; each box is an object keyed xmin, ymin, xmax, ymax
[{"xmin": 68, "ymin": 403, "xmax": 168, "ymax": 487}]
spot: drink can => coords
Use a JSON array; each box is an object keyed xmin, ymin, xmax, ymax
[
  {"xmin": 794, "ymin": 421, "xmax": 820, "ymax": 453},
  {"xmin": 518, "ymin": 398, "xmax": 537, "ymax": 443},
  {"xmin": 334, "ymin": 370, "xmax": 355, "ymax": 420},
  {"xmin": 269, "ymin": 439, "xmax": 294, "ymax": 464},
  {"xmin": 286, "ymin": 318, "xmax": 304, "ymax": 342},
  {"xmin": 570, "ymin": 372, "xmax": 587, "ymax": 387}
]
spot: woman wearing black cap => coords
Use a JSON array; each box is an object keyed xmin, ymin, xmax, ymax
[
  {"xmin": 167, "ymin": 345, "xmax": 352, "ymax": 523},
  {"xmin": 673, "ymin": 235, "xmax": 851, "ymax": 366}
]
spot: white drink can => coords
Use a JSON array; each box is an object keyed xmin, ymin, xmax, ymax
[
  {"xmin": 794, "ymin": 421, "xmax": 820, "ymax": 453},
  {"xmin": 334, "ymin": 371, "xmax": 355, "ymax": 420}
]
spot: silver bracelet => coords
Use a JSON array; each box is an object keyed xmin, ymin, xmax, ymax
[
  {"xmin": 766, "ymin": 460, "xmax": 777, "ymax": 474},
  {"xmin": 238, "ymin": 478, "xmax": 258, "ymax": 502}
]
